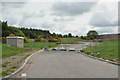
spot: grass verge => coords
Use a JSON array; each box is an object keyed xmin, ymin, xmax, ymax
[
  {"xmin": 60, "ymin": 38, "xmax": 81, "ymax": 44},
  {"xmin": 83, "ymin": 40, "xmax": 118, "ymax": 60},
  {"xmin": 2, "ymin": 39, "xmax": 58, "ymax": 58}
]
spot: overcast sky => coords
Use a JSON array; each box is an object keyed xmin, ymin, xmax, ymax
[{"xmin": 1, "ymin": 0, "xmax": 118, "ymax": 36}]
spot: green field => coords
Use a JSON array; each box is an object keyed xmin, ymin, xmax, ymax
[
  {"xmin": 2, "ymin": 38, "xmax": 119, "ymax": 60},
  {"xmin": 83, "ymin": 40, "xmax": 118, "ymax": 60},
  {"xmin": 24, "ymin": 39, "xmax": 58, "ymax": 49},
  {"xmin": 2, "ymin": 39, "xmax": 58, "ymax": 58},
  {"xmin": 2, "ymin": 44, "xmax": 32, "ymax": 58},
  {"xmin": 2, "ymin": 38, "xmax": 82, "ymax": 58},
  {"xmin": 60, "ymin": 38, "xmax": 81, "ymax": 44}
]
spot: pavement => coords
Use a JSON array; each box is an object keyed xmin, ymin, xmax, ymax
[{"xmin": 23, "ymin": 42, "xmax": 118, "ymax": 78}]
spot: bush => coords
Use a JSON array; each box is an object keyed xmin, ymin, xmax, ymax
[
  {"xmin": 24, "ymin": 37, "xmax": 28, "ymax": 43},
  {"xmin": 81, "ymin": 36, "xmax": 88, "ymax": 40},
  {"xmin": 9, "ymin": 34, "xmax": 15, "ymax": 36},
  {"xmin": 2, "ymin": 37, "xmax": 6, "ymax": 43},
  {"xmin": 90, "ymin": 36, "xmax": 94, "ymax": 40}
]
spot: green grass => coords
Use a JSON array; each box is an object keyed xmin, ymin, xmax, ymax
[
  {"xmin": 2, "ymin": 38, "xmax": 81, "ymax": 58},
  {"xmin": 83, "ymin": 40, "xmax": 118, "ymax": 60},
  {"xmin": 1, "ymin": 69, "xmax": 14, "ymax": 77},
  {"xmin": 1, "ymin": 38, "xmax": 91, "ymax": 58},
  {"xmin": 2, "ymin": 71, "xmax": 10, "ymax": 77},
  {"xmin": 24, "ymin": 39, "xmax": 58, "ymax": 49},
  {"xmin": 0, "ymin": 42, "xmax": 2, "ymax": 58},
  {"xmin": 2, "ymin": 43, "xmax": 32, "ymax": 58},
  {"xmin": 60, "ymin": 38, "xmax": 81, "ymax": 44},
  {"xmin": 10, "ymin": 65, "xmax": 17, "ymax": 69},
  {"xmin": 2, "ymin": 39, "xmax": 58, "ymax": 58}
]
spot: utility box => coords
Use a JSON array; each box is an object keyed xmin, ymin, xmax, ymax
[{"xmin": 6, "ymin": 36, "xmax": 24, "ymax": 48}]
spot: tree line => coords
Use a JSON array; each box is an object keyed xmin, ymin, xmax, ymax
[{"xmin": 1, "ymin": 20, "xmax": 79, "ymax": 38}]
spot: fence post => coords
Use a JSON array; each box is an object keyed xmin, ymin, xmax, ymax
[
  {"xmin": 45, "ymin": 39, "xmax": 48, "ymax": 50},
  {"xmin": 90, "ymin": 40, "xmax": 91, "ymax": 52},
  {"xmin": 97, "ymin": 40, "xmax": 98, "ymax": 53},
  {"xmin": 105, "ymin": 39, "xmax": 107, "ymax": 60},
  {"xmin": 82, "ymin": 42, "xmax": 83, "ymax": 50},
  {"xmin": 30, "ymin": 39, "xmax": 32, "ymax": 49}
]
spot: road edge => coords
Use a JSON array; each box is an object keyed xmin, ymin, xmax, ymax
[{"xmin": 2, "ymin": 49, "xmax": 44, "ymax": 79}]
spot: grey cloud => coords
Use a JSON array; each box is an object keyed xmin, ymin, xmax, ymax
[
  {"xmin": 51, "ymin": 2, "xmax": 97, "ymax": 16},
  {"xmin": 23, "ymin": 10, "xmax": 45, "ymax": 19},
  {"xmin": 2, "ymin": 2, "xmax": 26, "ymax": 8},
  {"xmin": 23, "ymin": 12, "xmax": 36, "ymax": 18},
  {"xmin": 53, "ymin": 16, "xmax": 74, "ymax": 22},
  {"xmin": 18, "ymin": 18, "xmax": 39, "ymax": 28},
  {"xmin": 1, "ymin": 0, "xmax": 29, "ymax": 2},
  {"xmin": 96, "ymin": 27, "xmax": 118, "ymax": 34},
  {"xmin": 18, "ymin": 17, "xmax": 55, "ymax": 30},
  {"xmin": 37, "ymin": 10, "xmax": 45, "ymax": 17},
  {"xmin": 89, "ymin": 12, "xmax": 118, "ymax": 27},
  {"xmin": 2, "ymin": 9, "xmax": 21, "ymax": 25},
  {"xmin": 89, "ymin": 2, "xmax": 118, "ymax": 27},
  {"xmin": 2, "ymin": 2, "xmax": 27, "ymax": 25},
  {"xmin": 0, "ymin": 2, "xmax": 2, "ymax": 19},
  {"xmin": 41, "ymin": 22, "xmax": 55, "ymax": 28},
  {"xmin": 3, "ymin": 16, "xmax": 18, "ymax": 25}
]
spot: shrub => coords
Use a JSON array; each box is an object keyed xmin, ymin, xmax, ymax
[
  {"xmin": 9, "ymin": 34, "xmax": 15, "ymax": 36},
  {"xmin": 24, "ymin": 37, "xmax": 28, "ymax": 43},
  {"xmin": 90, "ymin": 36, "xmax": 94, "ymax": 40},
  {"xmin": 2, "ymin": 37, "xmax": 6, "ymax": 43}
]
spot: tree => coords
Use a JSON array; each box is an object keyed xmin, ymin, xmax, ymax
[
  {"xmin": 58, "ymin": 34, "xmax": 62, "ymax": 38},
  {"xmin": 63, "ymin": 35, "xmax": 68, "ymax": 38},
  {"xmin": 87, "ymin": 30, "xmax": 98, "ymax": 38},
  {"xmin": 75, "ymin": 35, "xmax": 78, "ymax": 38},
  {"xmin": 68, "ymin": 33, "xmax": 72, "ymax": 38}
]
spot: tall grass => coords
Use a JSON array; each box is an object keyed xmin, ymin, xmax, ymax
[
  {"xmin": 2, "ymin": 39, "xmax": 58, "ymax": 58},
  {"xmin": 60, "ymin": 38, "xmax": 81, "ymax": 44},
  {"xmin": 2, "ymin": 43, "xmax": 32, "ymax": 58},
  {"xmin": 83, "ymin": 40, "xmax": 118, "ymax": 59}
]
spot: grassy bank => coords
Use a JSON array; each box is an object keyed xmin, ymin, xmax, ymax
[
  {"xmin": 2, "ymin": 38, "xmax": 82, "ymax": 58},
  {"xmin": 60, "ymin": 38, "xmax": 81, "ymax": 44},
  {"xmin": 2, "ymin": 44, "xmax": 32, "ymax": 58},
  {"xmin": 83, "ymin": 40, "xmax": 118, "ymax": 60},
  {"xmin": 2, "ymin": 39, "xmax": 58, "ymax": 58}
]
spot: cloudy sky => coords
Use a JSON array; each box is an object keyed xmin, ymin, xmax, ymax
[{"xmin": 0, "ymin": 0, "xmax": 118, "ymax": 36}]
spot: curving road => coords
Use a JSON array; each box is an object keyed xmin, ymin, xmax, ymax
[{"xmin": 23, "ymin": 42, "xmax": 118, "ymax": 78}]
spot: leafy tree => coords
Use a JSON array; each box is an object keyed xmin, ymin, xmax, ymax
[
  {"xmin": 2, "ymin": 21, "xmax": 25, "ymax": 37},
  {"xmin": 75, "ymin": 35, "xmax": 78, "ymax": 38},
  {"xmin": 58, "ymin": 34, "xmax": 62, "ymax": 38},
  {"xmin": 68, "ymin": 33, "xmax": 72, "ymax": 38},
  {"xmin": 63, "ymin": 35, "xmax": 68, "ymax": 38},
  {"xmin": 87, "ymin": 30, "xmax": 98, "ymax": 38},
  {"xmin": 1, "ymin": 20, "xmax": 77, "ymax": 39}
]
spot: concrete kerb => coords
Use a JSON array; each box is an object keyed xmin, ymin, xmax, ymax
[
  {"xmin": 78, "ymin": 51, "xmax": 120, "ymax": 66},
  {"xmin": 50, "ymin": 46, "xmax": 119, "ymax": 66},
  {"xmin": 2, "ymin": 48, "xmax": 44, "ymax": 79},
  {"xmin": 2, "ymin": 46, "xmax": 118, "ymax": 79}
]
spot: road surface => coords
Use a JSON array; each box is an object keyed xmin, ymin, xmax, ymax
[{"xmin": 23, "ymin": 42, "xmax": 118, "ymax": 78}]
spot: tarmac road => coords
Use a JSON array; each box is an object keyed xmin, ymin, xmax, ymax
[{"xmin": 25, "ymin": 42, "xmax": 118, "ymax": 78}]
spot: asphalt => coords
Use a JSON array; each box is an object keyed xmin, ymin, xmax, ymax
[{"xmin": 25, "ymin": 42, "xmax": 118, "ymax": 78}]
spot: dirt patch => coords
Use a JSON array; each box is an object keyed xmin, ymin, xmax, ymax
[
  {"xmin": 1, "ymin": 50, "xmax": 40, "ymax": 78},
  {"xmin": 11, "ymin": 51, "xmax": 39, "ymax": 78}
]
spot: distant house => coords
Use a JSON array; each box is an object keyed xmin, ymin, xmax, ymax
[{"xmin": 97, "ymin": 34, "xmax": 120, "ymax": 40}]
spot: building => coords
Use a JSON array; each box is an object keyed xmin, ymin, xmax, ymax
[
  {"xmin": 6, "ymin": 36, "xmax": 24, "ymax": 48},
  {"xmin": 97, "ymin": 34, "xmax": 120, "ymax": 40}
]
